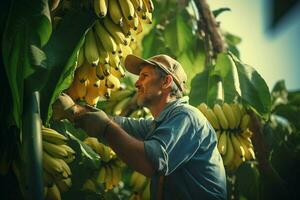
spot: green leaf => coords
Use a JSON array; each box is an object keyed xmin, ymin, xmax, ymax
[
  {"xmin": 230, "ymin": 53, "xmax": 271, "ymax": 118},
  {"xmin": 211, "ymin": 53, "xmax": 241, "ymax": 103},
  {"xmin": 236, "ymin": 162, "xmax": 260, "ymax": 200},
  {"xmin": 189, "ymin": 69, "xmax": 218, "ymax": 107},
  {"xmin": 2, "ymin": 0, "xmax": 51, "ymax": 127},
  {"xmin": 164, "ymin": 10, "xmax": 195, "ymax": 56},
  {"xmin": 40, "ymin": 10, "xmax": 95, "ymax": 123}
]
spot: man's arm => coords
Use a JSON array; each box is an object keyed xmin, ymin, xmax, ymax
[{"xmin": 104, "ymin": 121, "xmax": 155, "ymax": 176}]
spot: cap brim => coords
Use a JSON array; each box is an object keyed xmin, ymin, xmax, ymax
[{"xmin": 124, "ymin": 54, "xmax": 156, "ymax": 75}]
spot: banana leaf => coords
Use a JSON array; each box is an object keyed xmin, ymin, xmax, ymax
[
  {"xmin": 40, "ymin": 9, "xmax": 96, "ymax": 124},
  {"xmin": 2, "ymin": 0, "xmax": 52, "ymax": 128}
]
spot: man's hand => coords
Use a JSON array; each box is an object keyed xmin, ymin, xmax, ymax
[
  {"xmin": 52, "ymin": 93, "xmax": 75, "ymax": 121},
  {"xmin": 74, "ymin": 110, "xmax": 111, "ymax": 139}
]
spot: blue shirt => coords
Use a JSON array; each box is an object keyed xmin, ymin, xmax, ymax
[{"xmin": 113, "ymin": 96, "xmax": 227, "ymax": 200}]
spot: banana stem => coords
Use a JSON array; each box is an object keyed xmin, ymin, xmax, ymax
[
  {"xmin": 22, "ymin": 90, "xmax": 44, "ymax": 199},
  {"xmin": 195, "ymin": 0, "xmax": 226, "ymax": 57}
]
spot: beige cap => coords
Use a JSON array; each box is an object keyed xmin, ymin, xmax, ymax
[{"xmin": 124, "ymin": 54, "xmax": 187, "ymax": 91}]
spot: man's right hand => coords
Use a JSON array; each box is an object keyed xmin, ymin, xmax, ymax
[
  {"xmin": 74, "ymin": 110, "xmax": 112, "ymax": 139},
  {"xmin": 52, "ymin": 93, "xmax": 76, "ymax": 121}
]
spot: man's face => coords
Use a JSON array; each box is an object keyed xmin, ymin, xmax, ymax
[{"xmin": 135, "ymin": 64, "xmax": 164, "ymax": 107}]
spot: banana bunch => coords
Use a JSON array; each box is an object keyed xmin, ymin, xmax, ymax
[
  {"xmin": 84, "ymin": 137, "xmax": 116, "ymax": 162},
  {"xmin": 65, "ymin": 0, "xmax": 154, "ymax": 106},
  {"xmin": 128, "ymin": 171, "xmax": 150, "ymax": 199},
  {"xmin": 197, "ymin": 102, "xmax": 255, "ymax": 171},
  {"xmin": 41, "ymin": 126, "xmax": 76, "ymax": 198},
  {"xmin": 80, "ymin": 136, "xmax": 124, "ymax": 193}
]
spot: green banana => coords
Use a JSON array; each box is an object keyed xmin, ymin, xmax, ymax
[
  {"xmin": 240, "ymin": 114, "xmax": 250, "ymax": 131},
  {"xmin": 96, "ymin": 166, "xmax": 106, "ymax": 184},
  {"xmin": 230, "ymin": 103, "xmax": 242, "ymax": 128},
  {"xmin": 94, "ymin": 0, "xmax": 108, "ymax": 18},
  {"xmin": 94, "ymin": 21, "xmax": 117, "ymax": 54},
  {"xmin": 84, "ymin": 29, "xmax": 99, "ymax": 66},
  {"xmin": 112, "ymin": 96, "xmax": 132, "ymax": 116},
  {"xmin": 109, "ymin": 0, "xmax": 123, "ymax": 25},
  {"xmin": 43, "ymin": 141, "xmax": 69, "ymax": 159},
  {"xmin": 103, "ymin": 17, "xmax": 129, "ymax": 45},
  {"xmin": 231, "ymin": 134, "xmax": 246, "ymax": 162}
]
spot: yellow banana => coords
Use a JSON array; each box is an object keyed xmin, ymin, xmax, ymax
[
  {"xmin": 198, "ymin": 103, "xmax": 220, "ymax": 130},
  {"xmin": 95, "ymin": 35, "xmax": 110, "ymax": 64},
  {"xmin": 217, "ymin": 132, "xmax": 227, "ymax": 155},
  {"xmin": 46, "ymin": 184, "xmax": 61, "ymax": 200},
  {"xmin": 132, "ymin": 173, "xmax": 147, "ymax": 192},
  {"xmin": 75, "ymin": 61, "xmax": 90, "ymax": 82},
  {"xmin": 142, "ymin": 0, "xmax": 154, "ymax": 13},
  {"xmin": 85, "ymin": 81, "xmax": 101, "ymax": 105},
  {"xmin": 93, "ymin": 0, "xmax": 108, "ymax": 18},
  {"xmin": 108, "ymin": 52, "xmax": 121, "ymax": 69},
  {"xmin": 72, "ymin": 77, "xmax": 87, "ymax": 99},
  {"xmin": 240, "ymin": 128, "xmax": 253, "ymax": 139},
  {"xmin": 237, "ymin": 135, "xmax": 255, "ymax": 160},
  {"xmin": 240, "ymin": 114, "xmax": 250, "ymax": 131},
  {"xmin": 222, "ymin": 103, "xmax": 236, "ymax": 129},
  {"xmin": 141, "ymin": 180, "xmax": 150, "ymax": 200},
  {"xmin": 104, "ymin": 165, "xmax": 113, "ymax": 190},
  {"xmin": 120, "ymin": 19, "xmax": 132, "ymax": 36},
  {"xmin": 57, "ymin": 159, "xmax": 72, "ymax": 177},
  {"xmin": 222, "ymin": 132, "xmax": 235, "ymax": 166},
  {"xmin": 54, "ymin": 177, "xmax": 72, "ymax": 192},
  {"xmin": 82, "ymin": 179, "xmax": 97, "ymax": 192},
  {"xmin": 105, "ymin": 74, "xmax": 121, "ymax": 91},
  {"xmin": 111, "ymin": 64, "xmax": 125, "ymax": 79},
  {"xmin": 96, "ymin": 166, "xmax": 106, "ymax": 184},
  {"xmin": 109, "ymin": 0, "xmax": 123, "ymax": 25},
  {"xmin": 101, "ymin": 63, "xmax": 111, "ymax": 77},
  {"xmin": 213, "ymin": 104, "xmax": 229, "ymax": 130},
  {"xmin": 230, "ymin": 103, "xmax": 242, "ymax": 128},
  {"xmin": 110, "ymin": 89, "xmax": 134, "ymax": 101},
  {"xmin": 94, "ymin": 21, "xmax": 117, "ymax": 54},
  {"xmin": 231, "ymin": 134, "xmax": 246, "ymax": 162},
  {"xmin": 96, "ymin": 63, "xmax": 106, "ymax": 80},
  {"xmin": 119, "ymin": 0, "xmax": 135, "ymax": 20},
  {"xmin": 103, "ymin": 17, "xmax": 129, "ymax": 45},
  {"xmin": 84, "ymin": 29, "xmax": 99, "ymax": 66},
  {"xmin": 43, "ymin": 141, "xmax": 69, "ymax": 159},
  {"xmin": 60, "ymin": 144, "xmax": 75, "ymax": 156},
  {"xmin": 43, "ymin": 151, "xmax": 64, "ymax": 175},
  {"xmin": 65, "ymin": 84, "xmax": 79, "ymax": 101},
  {"xmin": 131, "ymin": 0, "xmax": 143, "ymax": 11},
  {"xmin": 42, "ymin": 127, "xmax": 67, "ymax": 145}
]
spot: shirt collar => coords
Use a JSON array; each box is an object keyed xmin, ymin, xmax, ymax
[{"xmin": 154, "ymin": 96, "xmax": 189, "ymax": 123}]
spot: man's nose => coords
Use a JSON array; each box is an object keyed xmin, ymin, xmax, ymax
[{"xmin": 135, "ymin": 78, "xmax": 141, "ymax": 88}]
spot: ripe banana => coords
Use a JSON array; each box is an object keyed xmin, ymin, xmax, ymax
[
  {"xmin": 241, "ymin": 128, "xmax": 253, "ymax": 139},
  {"xmin": 45, "ymin": 183, "xmax": 61, "ymax": 200},
  {"xmin": 93, "ymin": 0, "xmax": 108, "ymax": 18},
  {"xmin": 111, "ymin": 64, "xmax": 125, "ymax": 79},
  {"xmin": 240, "ymin": 114, "xmax": 250, "ymax": 131},
  {"xmin": 75, "ymin": 62, "xmax": 90, "ymax": 82},
  {"xmin": 231, "ymin": 134, "xmax": 246, "ymax": 162},
  {"xmin": 213, "ymin": 104, "xmax": 229, "ymax": 130},
  {"xmin": 42, "ymin": 127, "xmax": 67, "ymax": 145},
  {"xmin": 43, "ymin": 141, "xmax": 69, "ymax": 159},
  {"xmin": 217, "ymin": 132, "xmax": 227, "ymax": 155},
  {"xmin": 230, "ymin": 103, "xmax": 242, "ymax": 128},
  {"xmin": 222, "ymin": 132, "xmax": 235, "ymax": 166},
  {"xmin": 119, "ymin": 0, "xmax": 135, "ymax": 20},
  {"xmin": 222, "ymin": 103, "xmax": 236, "ymax": 129},
  {"xmin": 105, "ymin": 74, "xmax": 121, "ymax": 91},
  {"xmin": 198, "ymin": 103, "xmax": 220, "ymax": 130},
  {"xmin": 142, "ymin": 0, "xmax": 154, "ymax": 13}
]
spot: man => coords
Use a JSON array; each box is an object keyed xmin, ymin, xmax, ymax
[{"xmin": 53, "ymin": 54, "xmax": 227, "ymax": 200}]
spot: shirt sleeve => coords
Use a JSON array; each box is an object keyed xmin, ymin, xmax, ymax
[
  {"xmin": 112, "ymin": 116, "xmax": 153, "ymax": 140},
  {"xmin": 144, "ymin": 112, "xmax": 202, "ymax": 175}
]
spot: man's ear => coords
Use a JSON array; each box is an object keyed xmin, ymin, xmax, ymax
[{"xmin": 162, "ymin": 75, "xmax": 173, "ymax": 89}]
